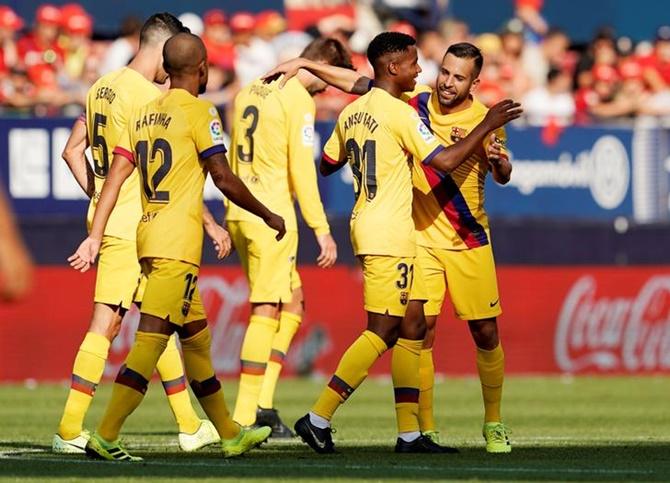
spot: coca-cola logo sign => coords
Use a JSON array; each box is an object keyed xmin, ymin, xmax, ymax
[{"xmin": 555, "ymin": 275, "xmax": 670, "ymax": 372}]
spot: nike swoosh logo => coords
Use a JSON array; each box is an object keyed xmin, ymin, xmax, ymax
[
  {"xmin": 309, "ymin": 427, "xmax": 327, "ymax": 449},
  {"xmin": 489, "ymin": 299, "xmax": 499, "ymax": 307}
]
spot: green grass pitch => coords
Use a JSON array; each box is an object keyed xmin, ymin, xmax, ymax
[{"xmin": 0, "ymin": 376, "xmax": 668, "ymax": 482}]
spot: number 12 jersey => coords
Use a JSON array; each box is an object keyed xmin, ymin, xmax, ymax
[
  {"xmin": 114, "ymin": 88, "xmax": 227, "ymax": 266},
  {"xmin": 323, "ymin": 87, "xmax": 444, "ymax": 257}
]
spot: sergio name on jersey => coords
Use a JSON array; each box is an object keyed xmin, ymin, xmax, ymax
[
  {"xmin": 85, "ymin": 67, "xmax": 161, "ymax": 241},
  {"xmin": 323, "ymin": 87, "xmax": 445, "ymax": 257},
  {"xmin": 114, "ymin": 89, "xmax": 226, "ymax": 266},
  {"xmin": 403, "ymin": 85, "xmax": 508, "ymax": 250}
]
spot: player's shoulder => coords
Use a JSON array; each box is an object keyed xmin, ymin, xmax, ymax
[{"xmin": 400, "ymin": 84, "xmax": 433, "ymax": 102}]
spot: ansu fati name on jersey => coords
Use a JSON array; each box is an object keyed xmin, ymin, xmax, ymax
[{"xmin": 343, "ymin": 112, "xmax": 379, "ymax": 134}]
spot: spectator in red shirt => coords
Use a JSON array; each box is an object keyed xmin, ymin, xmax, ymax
[
  {"xmin": 18, "ymin": 4, "xmax": 64, "ymax": 87},
  {"xmin": 203, "ymin": 9, "xmax": 235, "ymax": 71},
  {"xmin": 640, "ymin": 25, "xmax": 670, "ymax": 93},
  {"xmin": 0, "ymin": 6, "xmax": 23, "ymax": 76}
]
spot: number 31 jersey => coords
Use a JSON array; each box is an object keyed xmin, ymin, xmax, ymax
[
  {"xmin": 114, "ymin": 89, "xmax": 227, "ymax": 266},
  {"xmin": 323, "ymin": 87, "xmax": 444, "ymax": 257},
  {"xmin": 85, "ymin": 67, "xmax": 161, "ymax": 241}
]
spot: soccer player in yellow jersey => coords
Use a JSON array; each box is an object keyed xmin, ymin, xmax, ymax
[
  {"xmin": 54, "ymin": 13, "xmax": 222, "ymax": 454},
  {"xmin": 265, "ymin": 41, "xmax": 518, "ymax": 453},
  {"xmin": 227, "ymin": 37, "xmax": 351, "ymax": 437},
  {"xmin": 288, "ymin": 32, "xmax": 520, "ymax": 454},
  {"xmin": 69, "ymin": 32, "xmax": 285, "ymax": 461}
]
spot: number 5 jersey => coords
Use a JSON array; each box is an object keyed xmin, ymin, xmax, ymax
[
  {"xmin": 85, "ymin": 67, "xmax": 161, "ymax": 241},
  {"xmin": 114, "ymin": 88, "xmax": 227, "ymax": 266}
]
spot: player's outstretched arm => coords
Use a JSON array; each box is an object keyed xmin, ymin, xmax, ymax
[
  {"xmin": 204, "ymin": 152, "xmax": 286, "ymax": 241},
  {"xmin": 262, "ymin": 58, "xmax": 372, "ymax": 95},
  {"xmin": 429, "ymin": 99, "xmax": 522, "ymax": 174},
  {"xmin": 68, "ymin": 154, "xmax": 134, "ymax": 272},
  {"xmin": 62, "ymin": 117, "xmax": 94, "ymax": 198},
  {"xmin": 487, "ymin": 133, "xmax": 512, "ymax": 185},
  {"xmin": 202, "ymin": 203, "xmax": 232, "ymax": 259}
]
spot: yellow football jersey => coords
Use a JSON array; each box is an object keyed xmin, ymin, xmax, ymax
[
  {"xmin": 323, "ymin": 87, "xmax": 445, "ymax": 257},
  {"xmin": 85, "ymin": 67, "xmax": 161, "ymax": 241},
  {"xmin": 114, "ymin": 89, "xmax": 227, "ymax": 266},
  {"xmin": 402, "ymin": 85, "xmax": 508, "ymax": 250},
  {"xmin": 225, "ymin": 77, "xmax": 329, "ymax": 235}
]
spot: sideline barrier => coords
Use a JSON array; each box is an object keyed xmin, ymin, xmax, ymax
[
  {"xmin": 1, "ymin": 265, "xmax": 668, "ymax": 381},
  {"xmin": 1, "ymin": 119, "xmax": 669, "ymax": 222}
]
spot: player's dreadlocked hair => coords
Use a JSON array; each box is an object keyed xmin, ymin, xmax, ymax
[
  {"xmin": 366, "ymin": 32, "xmax": 416, "ymax": 67},
  {"xmin": 140, "ymin": 12, "xmax": 190, "ymax": 48},
  {"xmin": 301, "ymin": 37, "xmax": 354, "ymax": 70},
  {"xmin": 445, "ymin": 42, "xmax": 484, "ymax": 78}
]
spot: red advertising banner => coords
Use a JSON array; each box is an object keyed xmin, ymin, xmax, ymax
[
  {"xmin": 284, "ymin": 0, "xmax": 355, "ymax": 31},
  {"xmin": 1, "ymin": 266, "xmax": 669, "ymax": 381}
]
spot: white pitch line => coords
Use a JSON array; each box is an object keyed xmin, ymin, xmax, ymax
[{"xmin": 0, "ymin": 452, "xmax": 656, "ymax": 475}]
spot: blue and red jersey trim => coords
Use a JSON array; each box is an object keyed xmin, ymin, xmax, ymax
[{"xmin": 408, "ymin": 92, "xmax": 489, "ymax": 249}]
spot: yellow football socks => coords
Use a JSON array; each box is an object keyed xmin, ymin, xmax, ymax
[
  {"xmin": 98, "ymin": 331, "xmax": 169, "ymax": 442},
  {"xmin": 391, "ymin": 338, "xmax": 422, "ymax": 433},
  {"xmin": 312, "ymin": 330, "xmax": 387, "ymax": 421},
  {"xmin": 155, "ymin": 334, "xmax": 201, "ymax": 435},
  {"xmin": 418, "ymin": 348, "xmax": 435, "ymax": 432},
  {"xmin": 476, "ymin": 343, "xmax": 505, "ymax": 423},
  {"xmin": 181, "ymin": 327, "xmax": 239, "ymax": 440},
  {"xmin": 58, "ymin": 332, "xmax": 110, "ymax": 440},
  {"xmin": 258, "ymin": 311, "xmax": 301, "ymax": 409},
  {"xmin": 233, "ymin": 315, "xmax": 279, "ymax": 426}
]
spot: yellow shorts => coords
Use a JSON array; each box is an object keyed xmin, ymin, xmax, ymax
[
  {"xmin": 360, "ymin": 255, "xmax": 424, "ymax": 317},
  {"xmin": 139, "ymin": 258, "xmax": 206, "ymax": 326},
  {"xmin": 228, "ymin": 221, "xmax": 301, "ymax": 304},
  {"xmin": 94, "ymin": 236, "xmax": 144, "ymax": 309},
  {"xmin": 411, "ymin": 244, "xmax": 502, "ymax": 320}
]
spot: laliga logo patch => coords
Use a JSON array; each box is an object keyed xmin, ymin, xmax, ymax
[
  {"xmin": 416, "ymin": 121, "xmax": 435, "ymax": 143},
  {"xmin": 209, "ymin": 119, "xmax": 224, "ymax": 144},
  {"xmin": 302, "ymin": 124, "xmax": 315, "ymax": 146},
  {"xmin": 451, "ymin": 126, "xmax": 468, "ymax": 142}
]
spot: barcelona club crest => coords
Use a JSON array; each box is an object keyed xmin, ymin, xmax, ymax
[
  {"xmin": 451, "ymin": 126, "xmax": 468, "ymax": 142},
  {"xmin": 181, "ymin": 300, "xmax": 191, "ymax": 316},
  {"xmin": 400, "ymin": 291, "xmax": 409, "ymax": 306}
]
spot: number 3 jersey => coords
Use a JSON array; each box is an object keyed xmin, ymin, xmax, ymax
[
  {"xmin": 85, "ymin": 67, "xmax": 161, "ymax": 241},
  {"xmin": 225, "ymin": 77, "xmax": 330, "ymax": 235},
  {"xmin": 114, "ymin": 88, "xmax": 227, "ymax": 266},
  {"xmin": 323, "ymin": 87, "xmax": 445, "ymax": 257}
]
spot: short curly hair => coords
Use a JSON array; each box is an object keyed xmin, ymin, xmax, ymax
[{"xmin": 366, "ymin": 32, "xmax": 416, "ymax": 67}]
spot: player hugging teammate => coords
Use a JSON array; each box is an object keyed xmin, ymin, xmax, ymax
[{"xmin": 59, "ymin": 13, "xmax": 521, "ymax": 460}]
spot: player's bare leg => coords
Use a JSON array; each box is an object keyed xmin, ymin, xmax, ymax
[
  {"xmin": 257, "ymin": 287, "xmax": 304, "ymax": 438},
  {"xmin": 54, "ymin": 303, "xmax": 124, "ymax": 453},
  {"xmin": 468, "ymin": 318, "xmax": 511, "ymax": 453},
  {"xmin": 233, "ymin": 302, "xmax": 280, "ymax": 426}
]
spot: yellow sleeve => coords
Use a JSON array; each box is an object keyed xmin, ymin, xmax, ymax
[
  {"xmin": 322, "ymin": 121, "xmax": 345, "ymax": 166},
  {"xmin": 192, "ymin": 101, "xmax": 227, "ymax": 159},
  {"xmin": 286, "ymin": 96, "xmax": 330, "ymax": 235},
  {"xmin": 390, "ymin": 103, "xmax": 444, "ymax": 165}
]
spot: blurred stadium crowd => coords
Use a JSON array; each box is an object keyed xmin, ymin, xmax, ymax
[{"xmin": 3, "ymin": 1, "xmax": 670, "ymax": 125}]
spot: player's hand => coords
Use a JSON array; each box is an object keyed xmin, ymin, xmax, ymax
[
  {"xmin": 483, "ymin": 99, "xmax": 523, "ymax": 130},
  {"xmin": 316, "ymin": 233, "xmax": 337, "ymax": 268},
  {"xmin": 0, "ymin": 241, "xmax": 33, "ymax": 302},
  {"xmin": 205, "ymin": 222, "xmax": 232, "ymax": 259},
  {"xmin": 487, "ymin": 133, "xmax": 503, "ymax": 163},
  {"xmin": 264, "ymin": 213, "xmax": 286, "ymax": 241},
  {"xmin": 261, "ymin": 58, "xmax": 305, "ymax": 88},
  {"xmin": 67, "ymin": 236, "xmax": 101, "ymax": 273}
]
